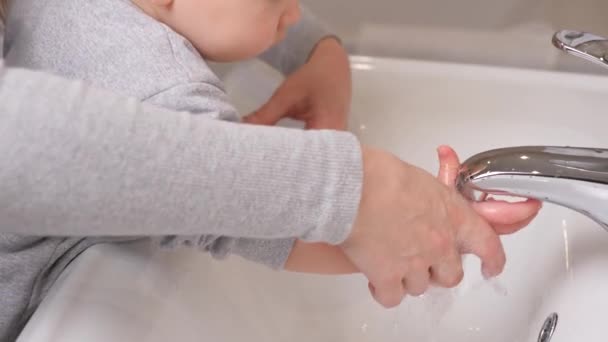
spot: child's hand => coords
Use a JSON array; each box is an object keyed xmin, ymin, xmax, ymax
[
  {"xmin": 284, "ymin": 240, "xmax": 359, "ymax": 275},
  {"xmin": 243, "ymin": 37, "xmax": 350, "ymax": 130},
  {"xmin": 436, "ymin": 145, "xmax": 541, "ymax": 235}
]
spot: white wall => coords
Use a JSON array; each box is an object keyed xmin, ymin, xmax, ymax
[{"xmin": 303, "ymin": 0, "xmax": 608, "ymax": 74}]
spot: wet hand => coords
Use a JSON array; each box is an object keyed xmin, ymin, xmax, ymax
[{"xmin": 341, "ymin": 146, "xmax": 509, "ymax": 308}]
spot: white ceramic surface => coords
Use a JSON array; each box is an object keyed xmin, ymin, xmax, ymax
[{"xmin": 17, "ymin": 56, "xmax": 608, "ymax": 342}]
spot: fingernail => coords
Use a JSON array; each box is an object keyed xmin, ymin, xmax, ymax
[
  {"xmin": 482, "ymin": 265, "xmax": 497, "ymax": 279},
  {"xmin": 482, "ymin": 270, "xmax": 494, "ymax": 279}
]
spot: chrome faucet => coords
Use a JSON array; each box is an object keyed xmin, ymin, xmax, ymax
[
  {"xmin": 456, "ymin": 33, "xmax": 608, "ymax": 230},
  {"xmin": 552, "ymin": 30, "xmax": 608, "ymax": 70},
  {"xmin": 457, "ymin": 146, "xmax": 608, "ymax": 231}
]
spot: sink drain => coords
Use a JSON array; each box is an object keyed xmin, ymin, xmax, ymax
[{"xmin": 537, "ymin": 313, "xmax": 558, "ymax": 342}]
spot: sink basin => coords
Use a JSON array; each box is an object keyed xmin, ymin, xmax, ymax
[
  {"xmin": 17, "ymin": 56, "xmax": 608, "ymax": 342},
  {"xmin": 524, "ymin": 218, "xmax": 608, "ymax": 342}
]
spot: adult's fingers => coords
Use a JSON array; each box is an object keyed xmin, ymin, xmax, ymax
[
  {"xmin": 430, "ymin": 249, "xmax": 464, "ymax": 288},
  {"xmin": 402, "ymin": 261, "xmax": 431, "ymax": 296},
  {"xmin": 368, "ymin": 277, "xmax": 406, "ymax": 308},
  {"xmin": 457, "ymin": 211, "xmax": 507, "ymax": 278}
]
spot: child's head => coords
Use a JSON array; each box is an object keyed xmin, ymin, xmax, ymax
[{"xmin": 133, "ymin": 0, "xmax": 302, "ymax": 62}]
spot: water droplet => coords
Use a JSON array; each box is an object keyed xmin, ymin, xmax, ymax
[{"xmin": 487, "ymin": 278, "xmax": 508, "ymax": 296}]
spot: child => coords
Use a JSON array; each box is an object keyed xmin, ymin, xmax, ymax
[
  {"xmin": 4, "ymin": 0, "xmax": 362, "ymax": 274},
  {"xmin": 0, "ymin": 0, "xmax": 365, "ymax": 339},
  {"xmin": 0, "ymin": 0, "xmax": 541, "ymax": 339}
]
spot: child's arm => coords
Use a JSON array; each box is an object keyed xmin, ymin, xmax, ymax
[{"xmin": 284, "ymin": 240, "xmax": 358, "ymax": 274}]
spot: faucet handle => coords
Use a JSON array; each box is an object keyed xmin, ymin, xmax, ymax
[{"xmin": 553, "ymin": 30, "xmax": 608, "ymax": 70}]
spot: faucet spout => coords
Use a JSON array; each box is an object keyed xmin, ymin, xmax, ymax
[
  {"xmin": 553, "ymin": 30, "xmax": 608, "ymax": 71},
  {"xmin": 457, "ymin": 146, "xmax": 608, "ymax": 231}
]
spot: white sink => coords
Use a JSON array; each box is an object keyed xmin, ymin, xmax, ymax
[{"xmin": 17, "ymin": 56, "xmax": 608, "ymax": 342}]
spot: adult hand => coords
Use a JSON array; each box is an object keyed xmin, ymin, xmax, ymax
[
  {"xmin": 243, "ymin": 37, "xmax": 351, "ymax": 130},
  {"xmin": 340, "ymin": 146, "xmax": 541, "ymax": 308},
  {"xmin": 340, "ymin": 146, "xmax": 506, "ymax": 308}
]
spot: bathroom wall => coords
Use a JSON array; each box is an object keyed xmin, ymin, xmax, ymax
[{"xmin": 302, "ymin": 0, "xmax": 608, "ymax": 74}]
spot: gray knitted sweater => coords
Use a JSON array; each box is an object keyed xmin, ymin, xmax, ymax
[{"xmin": 0, "ymin": 0, "xmax": 362, "ymax": 340}]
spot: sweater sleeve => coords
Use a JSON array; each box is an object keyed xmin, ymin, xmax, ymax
[
  {"xmin": 0, "ymin": 66, "xmax": 363, "ymax": 264},
  {"xmin": 258, "ymin": 6, "xmax": 338, "ymax": 75}
]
